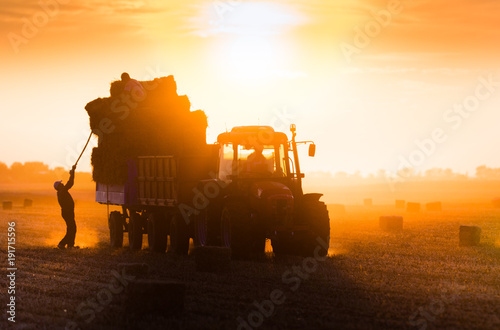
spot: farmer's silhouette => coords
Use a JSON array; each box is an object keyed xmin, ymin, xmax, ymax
[
  {"xmin": 121, "ymin": 72, "xmax": 145, "ymax": 100},
  {"xmin": 54, "ymin": 165, "xmax": 78, "ymax": 249},
  {"xmin": 246, "ymin": 145, "xmax": 272, "ymax": 175}
]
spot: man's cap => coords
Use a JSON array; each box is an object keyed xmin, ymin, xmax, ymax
[{"xmin": 53, "ymin": 180, "xmax": 62, "ymax": 189}]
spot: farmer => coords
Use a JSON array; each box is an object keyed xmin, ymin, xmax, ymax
[
  {"xmin": 246, "ymin": 145, "xmax": 272, "ymax": 175},
  {"xmin": 54, "ymin": 165, "xmax": 78, "ymax": 249},
  {"xmin": 121, "ymin": 72, "xmax": 145, "ymax": 100}
]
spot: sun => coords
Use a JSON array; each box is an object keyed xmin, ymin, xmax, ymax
[
  {"xmin": 224, "ymin": 35, "xmax": 282, "ymax": 79},
  {"xmin": 206, "ymin": 2, "xmax": 306, "ymax": 80}
]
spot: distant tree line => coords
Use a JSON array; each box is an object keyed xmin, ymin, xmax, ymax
[
  {"xmin": 2, "ymin": 162, "xmax": 500, "ymax": 185},
  {"xmin": 307, "ymin": 165, "xmax": 500, "ymax": 187},
  {"xmin": 0, "ymin": 162, "xmax": 92, "ymax": 184}
]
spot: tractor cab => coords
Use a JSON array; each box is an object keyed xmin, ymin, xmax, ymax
[{"xmin": 216, "ymin": 126, "xmax": 290, "ymax": 182}]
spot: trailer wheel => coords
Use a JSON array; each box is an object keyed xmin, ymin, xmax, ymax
[
  {"xmin": 168, "ymin": 214, "xmax": 189, "ymax": 255},
  {"xmin": 221, "ymin": 202, "xmax": 264, "ymax": 259},
  {"xmin": 147, "ymin": 212, "xmax": 167, "ymax": 253},
  {"xmin": 129, "ymin": 212, "xmax": 143, "ymax": 251},
  {"xmin": 109, "ymin": 211, "xmax": 123, "ymax": 248}
]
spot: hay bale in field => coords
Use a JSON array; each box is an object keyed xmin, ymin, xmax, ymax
[
  {"xmin": 124, "ymin": 279, "xmax": 185, "ymax": 316},
  {"xmin": 3, "ymin": 201, "xmax": 12, "ymax": 210},
  {"xmin": 379, "ymin": 215, "xmax": 403, "ymax": 232},
  {"xmin": 363, "ymin": 198, "xmax": 373, "ymax": 207},
  {"xmin": 194, "ymin": 246, "xmax": 231, "ymax": 273},
  {"xmin": 23, "ymin": 199, "xmax": 33, "ymax": 207},
  {"xmin": 426, "ymin": 202, "xmax": 442, "ymax": 211},
  {"xmin": 395, "ymin": 200, "xmax": 405, "ymax": 209},
  {"xmin": 459, "ymin": 226, "xmax": 481, "ymax": 247},
  {"xmin": 406, "ymin": 202, "xmax": 420, "ymax": 212},
  {"xmin": 85, "ymin": 75, "xmax": 208, "ymax": 184},
  {"xmin": 330, "ymin": 204, "xmax": 346, "ymax": 215},
  {"xmin": 118, "ymin": 263, "xmax": 149, "ymax": 278}
]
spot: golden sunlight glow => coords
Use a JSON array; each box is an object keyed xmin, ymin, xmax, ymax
[
  {"xmin": 204, "ymin": 2, "xmax": 306, "ymax": 80},
  {"xmin": 46, "ymin": 228, "xmax": 100, "ymax": 248},
  {"xmin": 225, "ymin": 36, "xmax": 282, "ymax": 78}
]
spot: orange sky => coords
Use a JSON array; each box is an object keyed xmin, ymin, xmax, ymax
[{"xmin": 1, "ymin": 0, "xmax": 500, "ymax": 176}]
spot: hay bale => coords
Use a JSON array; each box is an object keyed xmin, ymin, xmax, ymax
[
  {"xmin": 379, "ymin": 216, "xmax": 403, "ymax": 232},
  {"xmin": 395, "ymin": 200, "xmax": 405, "ymax": 209},
  {"xmin": 125, "ymin": 279, "xmax": 185, "ymax": 316},
  {"xmin": 118, "ymin": 263, "xmax": 149, "ymax": 278},
  {"xmin": 2, "ymin": 201, "xmax": 12, "ymax": 210},
  {"xmin": 406, "ymin": 202, "xmax": 420, "ymax": 212},
  {"xmin": 330, "ymin": 204, "xmax": 346, "ymax": 215},
  {"xmin": 23, "ymin": 199, "xmax": 33, "ymax": 207},
  {"xmin": 363, "ymin": 198, "xmax": 373, "ymax": 207},
  {"xmin": 426, "ymin": 202, "xmax": 442, "ymax": 211},
  {"xmin": 85, "ymin": 75, "xmax": 209, "ymax": 185},
  {"xmin": 459, "ymin": 226, "xmax": 481, "ymax": 247},
  {"xmin": 194, "ymin": 246, "xmax": 231, "ymax": 273}
]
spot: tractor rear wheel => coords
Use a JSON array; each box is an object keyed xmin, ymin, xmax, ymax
[
  {"xmin": 109, "ymin": 211, "xmax": 124, "ymax": 248},
  {"xmin": 147, "ymin": 212, "xmax": 167, "ymax": 253}
]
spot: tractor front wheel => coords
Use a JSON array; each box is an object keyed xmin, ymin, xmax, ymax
[{"xmin": 221, "ymin": 202, "xmax": 265, "ymax": 259}]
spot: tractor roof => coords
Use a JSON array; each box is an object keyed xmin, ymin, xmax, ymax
[{"xmin": 217, "ymin": 126, "xmax": 289, "ymax": 145}]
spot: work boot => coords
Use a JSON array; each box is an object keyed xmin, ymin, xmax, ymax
[
  {"xmin": 68, "ymin": 245, "xmax": 80, "ymax": 249},
  {"xmin": 56, "ymin": 244, "xmax": 65, "ymax": 249}
]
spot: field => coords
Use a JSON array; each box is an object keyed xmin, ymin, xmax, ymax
[{"xmin": 1, "ymin": 187, "xmax": 499, "ymax": 329}]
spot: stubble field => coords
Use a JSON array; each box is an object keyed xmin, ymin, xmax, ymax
[{"xmin": 0, "ymin": 187, "xmax": 499, "ymax": 329}]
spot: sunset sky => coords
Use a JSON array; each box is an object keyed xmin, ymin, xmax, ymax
[{"xmin": 1, "ymin": 0, "xmax": 500, "ymax": 177}]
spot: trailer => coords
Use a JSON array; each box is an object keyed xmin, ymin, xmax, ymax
[{"xmin": 97, "ymin": 146, "xmax": 218, "ymax": 254}]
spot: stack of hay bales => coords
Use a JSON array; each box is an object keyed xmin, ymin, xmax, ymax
[{"xmin": 85, "ymin": 76, "xmax": 208, "ymax": 184}]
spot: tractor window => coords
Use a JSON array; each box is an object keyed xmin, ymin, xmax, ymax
[
  {"xmin": 278, "ymin": 144, "xmax": 288, "ymax": 177},
  {"xmin": 218, "ymin": 143, "xmax": 288, "ymax": 180},
  {"xmin": 218, "ymin": 143, "xmax": 234, "ymax": 182},
  {"xmin": 238, "ymin": 144, "xmax": 286, "ymax": 178}
]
